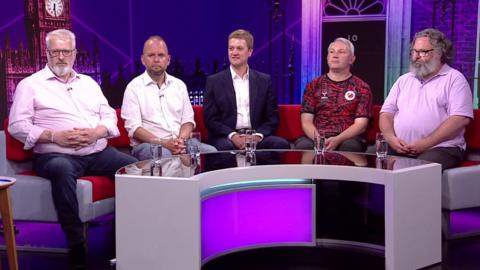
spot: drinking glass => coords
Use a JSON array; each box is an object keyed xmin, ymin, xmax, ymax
[
  {"xmin": 150, "ymin": 139, "xmax": 163, "ymax": 166},
  {"xmin": 187, "ymin": 132, "xmax": 201, "ymax": 158},
  {"xmin": 245, "ymin": 129, "xmax": 257, "ymax": 153},
  {"xmin": 375, "ymin": 133, "xmax": 388, "ymax": 159},
  {"xmin": 246, "ymin": 151, "xmax": 256, "ymax": 165},
  {"xmin": 314, "ymin": 130, "xmax": 326, "ymax": 154}
]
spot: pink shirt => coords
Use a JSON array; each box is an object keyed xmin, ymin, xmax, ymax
[
  {"xmin": 8, "ymin": 65, "xmax": 119, "ymax": 155},
  {"xmin": 381, "ymin": 64, "xmax": 473, "ymax": 149}
]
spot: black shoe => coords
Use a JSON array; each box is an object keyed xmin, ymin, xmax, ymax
[{"xmin": 68, "ymin": 242, "xmax": 87, "ymax": 270}]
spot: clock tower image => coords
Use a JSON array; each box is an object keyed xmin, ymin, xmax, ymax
[
  {"xmin": 25, "ymin": 0, "xmax": 71, "ymax": 69},
  {"xmin": 0, "ymin": 0, "xmax": 101, "ymax": 121}
]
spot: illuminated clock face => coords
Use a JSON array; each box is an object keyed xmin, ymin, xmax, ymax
[{"xmin": 45, "ymin": 0, "xmax": 64, "ymax": 17}]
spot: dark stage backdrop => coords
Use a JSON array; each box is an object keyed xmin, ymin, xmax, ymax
[
  {"xmin": 322, "ymin": 21, "xmax": 386, "ymax": 106},
  {"xmin": 1, "ymin": 0, "xmax": 302, "ymax": 106}
]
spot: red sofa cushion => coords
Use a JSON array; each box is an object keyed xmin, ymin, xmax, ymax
[
  {"xmin": 79, "ymin": 176, "xmax": 115, "ymax": 201},
  {"xmin": 459, "ymin": 160, "xmax": 480, "ymax": 167},
  {"xmin": 193, "ymin": 105, "xmax": 208, "ymax": 141},
  {"xmin": 366, "ymin": 105, "xmax": 382, "ymax": 144},
  {"xmin": 277, "ymin": 104, "xmax": 304, "ymax": 141},
  {"xmin": 465, "ymin": 109, "xmax": 480, "ymax": 150},
  {"xmin": 3, "ymin": 119, "xmax": 34, "ymax": 161},
  {"xmin": 18, "ymin": 170, "xmax": 114, "ymax": 202},
  {"xmin": 108, "ymin": 109, "xmax": 131, "ymax": 148},
  {"xmin": 192, "ymin": 105, "xmax": 304, "ymax": 142}
]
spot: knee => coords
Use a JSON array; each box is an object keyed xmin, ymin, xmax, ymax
[
  {"xmin": 132, "ymin": 143, "xmax": 153, "ymax": 160},
  {"xmin": 212, "ymin": 139, "xmax": 235, "ymax": 151},
  {"xmin": 40, "ymin": 157, "xmax": 78, "ymax": 181},
  {"xmin": 261, "ymin": 136, "xmax": 290, "ymax": 149},
  {"xmin": 294, "ymin": 136, "xmax": 313, "ymax": 149},
  {"xmin": 47, "ymin": 157, "xmax": 75, "ymax": 173},
  {"xmin": 337, "ymin": 139, "xmax": 366, "ymax": 152},
  {"xmin": 201, "ymin": 143, "xmax": 217, "ymax": 153},
  {"xmin": 276, "ymin": 138, "xmax": 291, "ymax": 149}
]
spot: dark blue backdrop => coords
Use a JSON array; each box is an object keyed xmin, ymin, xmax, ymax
[{"xmin": 1, "ymin": 0, "xmax": 302, "ymax": 103}]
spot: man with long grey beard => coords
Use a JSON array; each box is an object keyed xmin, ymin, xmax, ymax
[{"xmin": 379, "ymin": 28, "xmax": 473, "ymax": 170}]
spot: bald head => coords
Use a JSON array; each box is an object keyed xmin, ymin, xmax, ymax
[
  {"xmin": 141, "ymin": 35, "xmax": 171, "ymax": 82},
  {"xmin": 143, "ymin": 35, "xmax": 168, "ymax": 54}
]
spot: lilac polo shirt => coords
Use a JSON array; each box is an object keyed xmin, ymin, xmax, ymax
[{"xmin": 381, "ymin": 64, "xmax": 473, "ymax": 149}]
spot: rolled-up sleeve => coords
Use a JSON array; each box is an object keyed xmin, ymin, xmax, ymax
[
  {"xmin": 180, "ymin": 83, "xmax": 196, "ymax": 128},
  {"xmin": 121, "ymin": 86, "xmax": 143, "ymax": 138},
  {"xmin": 97, "ymin": 101, "xmax": 119, "ymax": 138},
  {"xmin": 8, "ymin": 79, "xmax": 42, "ymax": 150}
]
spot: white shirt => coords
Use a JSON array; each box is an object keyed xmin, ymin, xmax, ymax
[
  {"xmin": 121, "ymin": 71, "xmax": 195, "ymax": 146},
  {"xmin": 231, "ymin": 65, "xmax": 251, "ymax": 129},
  {"xmin": 8, "ymin": 65, "xmax": 118, "ymax": 155}
]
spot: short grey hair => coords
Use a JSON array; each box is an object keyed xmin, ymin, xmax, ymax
[
  {"xmin": 412, "ymin": 28, "xmax": 453, "ymax": 64},
  {"xmin": 328, "ymin": 37, "xmax": 355, "ymax": 55},
  {"xmin": 46, "ymin": 29, "xmax": 76, "ymax": 50}
]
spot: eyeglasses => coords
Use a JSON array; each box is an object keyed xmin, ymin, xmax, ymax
[
  {"xmin": 47, "ymin": 49, "xmax": 76, "ymax": 57},
  {"xmin": 410, "ymin": 49, "xmax": 434, "ymax": 57}
]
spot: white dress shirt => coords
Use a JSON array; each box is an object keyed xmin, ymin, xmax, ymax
[
  {"xmin": 231, "ymin": 65, "xmax": 251, "ymax": 130},
  {"xmin": 228, "ymin": 66, "xmax": 263, "ymax": 140},
  {"xmin": 121, "ymin": 71, "xmax": 195, "ymax": 146}
]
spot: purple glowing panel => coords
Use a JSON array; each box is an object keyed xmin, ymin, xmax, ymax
[
  {"xmin": 201, "ymin": 187, "xmax": 314, "ymax": 261},
  {"xmin": 450, "ymin": 208, "xmax": 480, "ymax": 234}
]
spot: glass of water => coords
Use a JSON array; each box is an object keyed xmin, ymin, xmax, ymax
[
  {"xmin": 245, "ymin": 129, "xmax": 257, "ymax": 153},
  {"xmin": 150, "ymin": 139, "xmax": 163, "ymax": 166},
  {"xmin": 314, "ymin": 130, "xmax": 326, "ymax": 154},
  {"xmin": 375, "ymin": 133, "xmax": 388, "ymax": 159},
  {"xmin": 187, "ymin": 132, "xmax": 201, "ymax": 157}
]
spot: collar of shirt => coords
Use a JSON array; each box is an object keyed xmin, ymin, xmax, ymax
[
  {"xmin": 230, "ymin": 65, "xmax": 250, "ymax": 81},
  {"xmin": 411, "ymin": 63, "xmax": 450, "ymax": 84},
  {"xmin": 42, "ymin": 64, "xmax": 80, "ymax": 83},
  {"xmin": 140, "ymin": 71, "xmax": 174, "ymax": 94}
]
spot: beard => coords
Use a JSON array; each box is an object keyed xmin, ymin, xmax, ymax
[
  {"xmin": 51, "ymin": 64, "xmax": 72, "ymax": 77},
  {"xmin": 409, "ymin": 57, "xmax": 441, "ymax": 79}
]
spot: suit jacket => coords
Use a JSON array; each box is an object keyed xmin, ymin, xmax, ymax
[{"xmin": 203, "ymin": 68, "xmax": 280, "ymax": 140}]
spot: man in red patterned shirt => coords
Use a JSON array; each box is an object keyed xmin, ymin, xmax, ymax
[{"xmin": 295, "ymin": 38, "xmax": 373, "ymax": 152}]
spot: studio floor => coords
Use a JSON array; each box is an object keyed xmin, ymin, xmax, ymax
[{"xmin": 0, "ymin": 218, "xmax": 479, "ymax": 270}]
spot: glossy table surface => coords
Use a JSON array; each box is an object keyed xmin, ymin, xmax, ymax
[{"xmin": 117, "ymin": 149, "xmax": 432, "ymax": 178}]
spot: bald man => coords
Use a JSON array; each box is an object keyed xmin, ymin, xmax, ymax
[{"xmin": 121, "ymin": 35, "xmax": 216, "ymax": 160}]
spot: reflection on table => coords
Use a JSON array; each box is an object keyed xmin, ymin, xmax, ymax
[{"xmin": 118, "ymin": 150, "xmax": 432, "ymax": 178}]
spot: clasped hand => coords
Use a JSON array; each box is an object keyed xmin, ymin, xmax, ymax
[
  {"xmin": 384, "ymin": 135, "xmax": 430, "ymax": 156},
  {"xmin": 231, "ymin": 134, "xmax": 261, "ymax": 150},
  {"xmin": 163, "ymin": 138, "xmax": 187, "ymax": 154},
  {"xmin": 53, "ymin": 128, "xmax": 101, "ymax": 150}
]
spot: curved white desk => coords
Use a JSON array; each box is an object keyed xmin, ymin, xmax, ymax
[{"xmin": 115, "ymin": 150, "xmax": 441, "ymax": 270}]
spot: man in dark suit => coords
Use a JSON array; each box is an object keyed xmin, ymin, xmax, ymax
[{"xmin": 204, "ymin": 29, "xmax": 289, "ymax": 150}]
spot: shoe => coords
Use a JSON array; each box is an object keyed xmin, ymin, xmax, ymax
[{"xmin": 68, "ymin": 242, "xmax": 87, "ymax": 270}]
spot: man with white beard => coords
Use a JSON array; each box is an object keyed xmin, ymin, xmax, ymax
[
  {"xmin": 379, "ymin": 28, "xmax": 473, "ymax": 170},
  {"xmin": 8, "ymin": 29, "xmax": 137, "ymax": 269}
]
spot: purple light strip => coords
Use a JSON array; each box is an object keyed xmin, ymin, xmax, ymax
[
  {"xmin": 252, "ymin": 18, "xmax": 301, "ymax": 57},
  {"xmin": 128, "ymin": 0, "xmax": 134, "ymax": 74},
  {"xmin": 201, "ymin": 186, "xmax": 314, "ymax": 262},
  {"xmin": 108, "ymin": 60, "xmax": 134, "ymax": 80},
  {"xmin": 0, "ymin": 14, "xmax": 24, "ymax": 33},
  {"xmin": 450, "ymin": 208, "xmax": 480, "ymax": 234},
  {"xmin": 71, "ymin": 15, "xmax": 131, "ymax": 61}
]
